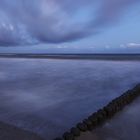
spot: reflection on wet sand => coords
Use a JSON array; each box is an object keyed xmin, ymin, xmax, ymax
[{"xmin": 0, "ymin": 58, "xmax": 140, "ymax": 139}]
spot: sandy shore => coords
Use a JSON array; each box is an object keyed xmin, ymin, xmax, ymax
[
  {"xmin": 76, "ymin": 131, "xmax": 99, "ymax": 140},
  {"xmin": 77, "ymin": 97, "xmax": 140, "ymax": 140},
  {"xmin": 0, "ymin": 121, "xmax": 44, "ymax": 140},
  {"xmin": 0, "ymin": 58, "xmax": 140, "ymax": 139}
]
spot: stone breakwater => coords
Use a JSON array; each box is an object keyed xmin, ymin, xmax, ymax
[{"xmin": 54, "ymin": 84, "xmax": 140, "ymax": 140}]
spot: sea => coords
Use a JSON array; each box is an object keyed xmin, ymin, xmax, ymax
[{"xmin": 0, "ymin": 54, "xmax": 140, "ymax": 139}]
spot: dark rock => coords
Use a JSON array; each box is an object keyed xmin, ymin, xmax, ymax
[
  {"xmin": 77, "ymin": 123, "xmax": 88, "ymax": 132},
  {"xmin": 88, "ymin": 114, "xmax": 98, "ymax": 126},
  {"xmin": 70, "ymin": 127, "xmax": 80, "ymax": 137},
  {"xmin": 104, "ymin": 105, "xmax": 114, "ymax": 117},
  {"xmin": 97, "ymin": 114, "xmax": 105, "ymax": 125},
  {"xmin": 97, "ymin": 109, "xmax": 107, "ymax": 118},
  {"xmin": 83, "ymin": 119, "xmax": 94, "ymax": 131},
  {"xmin": 54, "ymin": 138, "xmax": 63, "ymax": 140},
  {"xmin": 63, "ymin": 132, "xmax": 74, "ymax": 140}
]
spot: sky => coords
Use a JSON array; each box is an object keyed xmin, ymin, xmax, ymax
[{"xmin": 0, "ymin": 0, "xmax": 140, "ymax": 53}]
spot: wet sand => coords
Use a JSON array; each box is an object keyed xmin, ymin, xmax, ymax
[
  {"xmin": 0, "ymin": 58, "xmax": 140, "ymax": 139},
  {"xmin": 0, "ymin": 121, "xmax": 44, "ymax": 140},
  {"xmin": 1, "ymin": 97, "xmax": 140, "ymax": 140},
  {"xmin": 77, "ymin": 97, "xmax": 140, "ymax": 140}
]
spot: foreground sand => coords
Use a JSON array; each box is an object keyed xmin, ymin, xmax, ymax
[
  {"xmin": 0, "ymin": 121, "xmax": 44, "ymax": 140},
  {"xmin": 0, "ymin": 58, "xmax": 140, "ymax": 139},
  {"xmin": 77, "ymin": 97, "xmax": 140, "ymax": 140},
  {"xmin": 0, "ymin": 95, "xmax": 140, "ymax": 140}
]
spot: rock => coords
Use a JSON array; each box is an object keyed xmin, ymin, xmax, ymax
[
  {"xmin": 70, "ymin": 127, "xmax": 80, "ymax": 137},
  {"xmin": 77, "ymin": 123, "xmax": 88, "ymax": 132},
  {"xmin": 54, "ymin": 138, "xmax": 63, "ymax": 140},
  {"xmin": 83, "ymin": 119, "xmax": 94, "ymax": 131},
  {"xmin": 63, "ymin": 132, "xmax": 74, "ymax": 140}
]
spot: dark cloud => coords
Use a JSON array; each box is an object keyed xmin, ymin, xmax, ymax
[
  {"xmin": 0, "ymin": 0, "xmax": 139, "ymax": 46},
  {"xmin": 93, "ymin": 0, "xmax": 140, "ymax": 27}
]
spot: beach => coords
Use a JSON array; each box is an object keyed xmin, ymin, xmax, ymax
[{"xmin": 0, "ymin": 57, "xmax": 140, "ymax": 139}]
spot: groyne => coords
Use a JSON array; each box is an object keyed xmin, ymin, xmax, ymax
[{"xmin": 54, "ymin": 84, "xmax": 140, "ymax": 140}]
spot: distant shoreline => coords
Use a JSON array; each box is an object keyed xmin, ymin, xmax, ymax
[{"xmin": 0, "ymin": 53, "xmax": 140, "ymax": 60}]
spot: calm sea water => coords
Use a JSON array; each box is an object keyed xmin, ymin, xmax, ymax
[{"xmin": 0, "ymin": 58, "xmax": 140, "ymax": 139}]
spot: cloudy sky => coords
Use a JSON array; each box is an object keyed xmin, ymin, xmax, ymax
[{"xmin": 0, "ymin": 0, "xmax": 140, "ymax": 53}]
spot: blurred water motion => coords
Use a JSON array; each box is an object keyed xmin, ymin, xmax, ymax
[{"xmin": 0, "ymin": 58, "xmax": 140, "ymax": 139}]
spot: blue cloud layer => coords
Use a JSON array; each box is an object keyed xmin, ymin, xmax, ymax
[{"xmin": 0, "ymin": 0, "xmax": 139, "ymax": 46}]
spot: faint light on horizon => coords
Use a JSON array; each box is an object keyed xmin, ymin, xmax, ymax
[{"xmin": 127, "ymin": 43, "xmax": 140, "ymax": 47}]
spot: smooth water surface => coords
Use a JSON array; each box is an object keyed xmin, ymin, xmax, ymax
[{"xmin": 0, "ymin": 58, "xmax": 140, "ymax": 139}]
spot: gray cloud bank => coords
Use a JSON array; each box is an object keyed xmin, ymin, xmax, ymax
[{"xmin": 0, "ymin": 0, "xmax": 139, "ymax": 46}]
